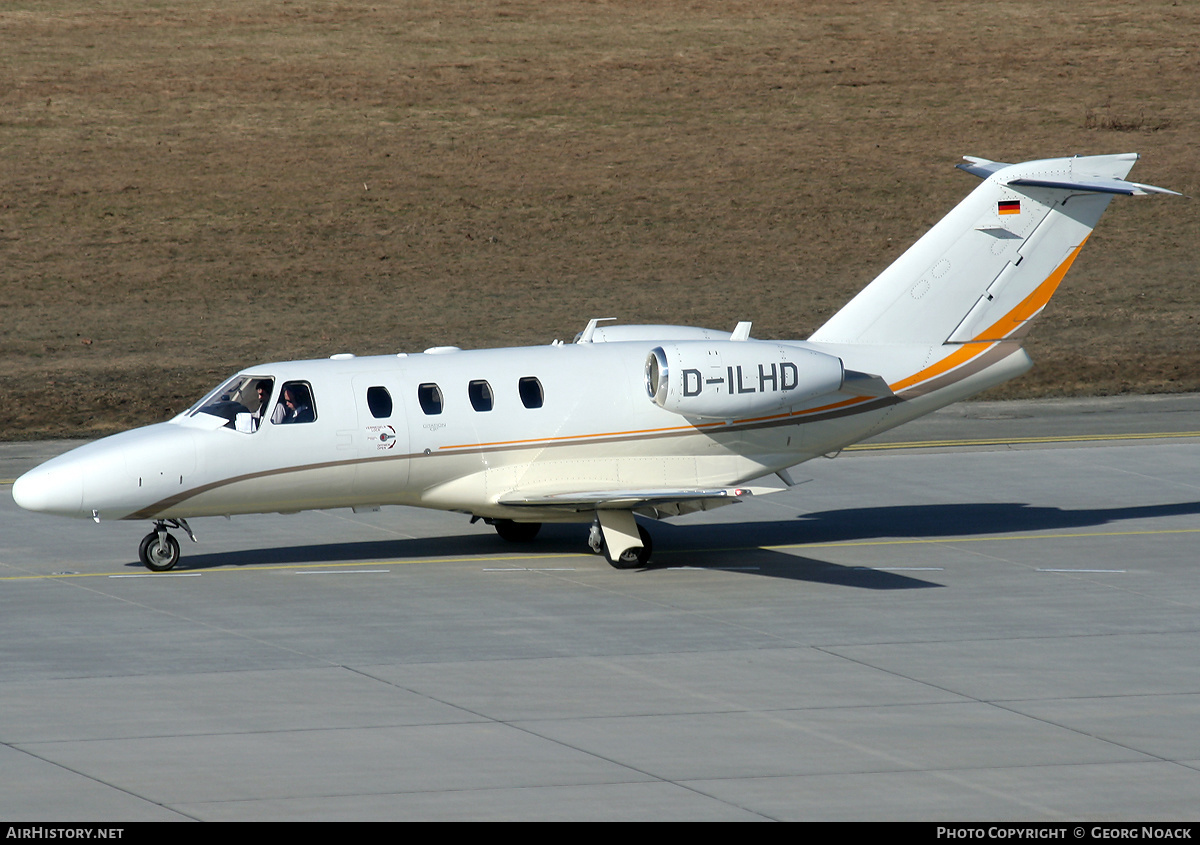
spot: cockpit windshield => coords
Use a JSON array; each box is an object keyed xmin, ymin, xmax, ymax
[{"xmin": 186, "ymin": 375, "xmax": 275, "ymax": 432}]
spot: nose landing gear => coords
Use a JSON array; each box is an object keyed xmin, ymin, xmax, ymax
[{"xmin": 138, "ymin": 519, "xmax": 196, "ymax": 572}]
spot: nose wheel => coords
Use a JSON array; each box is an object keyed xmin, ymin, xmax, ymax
[
  {"xmin": 139, "ymin": 530, "xmax": 179, "ymax": 571},
  {"xmin": 137, "ymin": 519, "xmax": 196, "ymax": 572}
]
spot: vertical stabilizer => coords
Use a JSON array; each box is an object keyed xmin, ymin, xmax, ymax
[{"xmin": 809, "ymin": 154, "xmax": 1175, "ymax": 347}]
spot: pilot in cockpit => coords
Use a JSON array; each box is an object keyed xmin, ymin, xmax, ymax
[{"xmin": 251, "ymin": 379, "xmax": 282, "ymax": 429}]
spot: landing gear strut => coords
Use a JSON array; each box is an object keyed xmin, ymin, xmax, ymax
[
  {"xmin": 594, "ymin": 511, "xmax": 653, "ymax": 569},
  {"xmin": 137, "ymin": 519, "xmax": 196, "ymax": 572},
  {"xmin": 587, "ymin": 519, "xmax": 604, "ymax": 555}
]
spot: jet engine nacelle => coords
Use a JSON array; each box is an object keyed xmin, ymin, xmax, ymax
[{"xmin": 645, "ymin": 340, "xmax": 845, "ymax": 420}]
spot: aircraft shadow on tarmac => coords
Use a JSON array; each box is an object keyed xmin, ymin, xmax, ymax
[{"xmin": 126, "ymin": 499, "xmax": 1200, "ymax": 590}]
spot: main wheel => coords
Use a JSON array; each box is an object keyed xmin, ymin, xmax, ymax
[
  {"xmin": 605, "ymin": 524, "xmax": 653, "ymax": 570},
  {"xmin": 494, "ymin": 519, "xmax": 542, "ymax": 543},
  {"xmin": 139, "ymin": 531, "xmax": 180, "ymax": 572}
]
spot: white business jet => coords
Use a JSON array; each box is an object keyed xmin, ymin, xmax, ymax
[{"xmin": 12, "ymin": 154, "xmax": 1176, "ymax": 571}]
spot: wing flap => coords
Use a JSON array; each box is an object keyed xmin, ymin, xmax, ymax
[{"xmin": 496, "ymin": 485, "xmax": 778, "ymax": 513}]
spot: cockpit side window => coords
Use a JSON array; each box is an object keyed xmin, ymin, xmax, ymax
[
  {"xmin": 189, "ymin": 374, "xmax": 275, "ymax": 433},
  {"xmin": 272, "ymin": 381, "xmax": 317, "ymax": 424}
]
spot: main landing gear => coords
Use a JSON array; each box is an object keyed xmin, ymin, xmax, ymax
[
  {"xmin": 478, "ymin": 511, "xmax": 654, "ymax": 569},
  {"xmin": 138, "ymin": 519, "xmax": 196, "ymax": 572},
  {"xmin": 592, "ymin": 511, "xmax": 653, "ymax": 569},
  {"xmin": 491, "ymin": 518, "xmax": 542, "ymax": 543},
  {"xmin": 593, "ymin": 521, "xmax": 653, "ymax": 568}
]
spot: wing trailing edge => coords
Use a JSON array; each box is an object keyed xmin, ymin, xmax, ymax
[{"xmin": 496, "ymin": 485, "xmax": 781, "ymax": 517}]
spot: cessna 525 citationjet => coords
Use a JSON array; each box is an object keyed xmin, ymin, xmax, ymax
[{"xmin": 12, "ymin": 154, "xmax": 1176, "ymax": 571}]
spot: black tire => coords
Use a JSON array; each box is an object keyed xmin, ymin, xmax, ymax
[
  {"xmin": 139, "ymin": 531, "xmax": 180, "ymax": 572},
  {"xmin": 605, "ymin": 524, "xmax": 653, "ymax": 570},
  {"xmin": 494, "ymin": 519, "xmax": 542, "ymax": 543}
]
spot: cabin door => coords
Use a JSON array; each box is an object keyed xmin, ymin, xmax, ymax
[{"xmin": 351, "ymin": 374, "xmax": 411, "ymax": 501}]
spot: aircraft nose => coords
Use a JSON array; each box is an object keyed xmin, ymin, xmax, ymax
[{"xmin": 12, "ymin": 464, "xmax": 84, "ymax": 517}]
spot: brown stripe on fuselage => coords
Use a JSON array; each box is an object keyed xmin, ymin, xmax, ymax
[
  {"xmin": 125, "ymin": 393, "xmax": 906, "ymax": 519},
  {"xmin": 127, "ymin": 336, "xmax": 1040, "ymax": 520},
  {"xmin": 126, "ymin": 341, "xmax": 1032, "ymax": 520},
  {"xmin": 127, "ymin": 338, "xmax": 1026, "ymax": 521},
  {"xmin": 128, "ymin": 236, "xmax": 1088, "ymax": 519}
]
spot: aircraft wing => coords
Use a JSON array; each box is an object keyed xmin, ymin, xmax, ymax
[{"xmin": 496, "ymin": 485, "xmax": 780, "ymax": 517}]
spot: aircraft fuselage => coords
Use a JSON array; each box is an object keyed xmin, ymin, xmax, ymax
[{"xmin": 16, "ymin": 331, "xmax": 1002, "ymax": 524}]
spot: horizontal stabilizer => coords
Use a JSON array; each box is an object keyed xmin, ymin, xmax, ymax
[
  {"xmin": 959, "ymin": 155, "xmax": 1178, "ymax": 196},
  {"xmin": 1007, "ymin": 176, "xmax": 1179, "ymax": 197}
]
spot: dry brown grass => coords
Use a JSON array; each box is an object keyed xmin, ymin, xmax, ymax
[{"xmin": 2, "ymin": 0, "xmax": 1197, "ymax": 439}]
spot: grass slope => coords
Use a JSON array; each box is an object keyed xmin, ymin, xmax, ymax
[{"xmin": 2, "ymin": 0, "xmax": 1196, "ymax": 438}]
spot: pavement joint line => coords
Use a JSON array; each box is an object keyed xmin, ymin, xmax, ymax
[
  {"xmin": 108, "ymin": 572, "xmax": 203, "ymax": 578},
  {"xmin": 483, "ymin": 567, "xmax": 578, "ymax": 572},
  {"xmin": 293, "ymin": 569, "xmax": 392, "ymax": 574},
  {"xmin": 1037, "ymin": 568, "xmax": 1127, "ymax": 573}
]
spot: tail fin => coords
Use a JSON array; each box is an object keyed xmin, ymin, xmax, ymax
[{"xmin": 809, "ymin": 154, "xmax": 1177, "ymax": 347}]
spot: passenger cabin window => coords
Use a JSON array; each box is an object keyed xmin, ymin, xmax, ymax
[
  {"xmin": 418, "ymin": 383, "xmax": 443, "ymax": 415},
  {"xmin": 468, "ymin": 380, "xmax": 494, "ymax": 412},
  {"xmin": 519, "ymin": 376, "xmax": 544, "ymax": 409},
  {"xmin": 366, "ymin": 386, "xmax": 392, "ymax": 419},
  {"xmin": 272, "ymin": 381, "xmax": 317, "ymax": 424}
]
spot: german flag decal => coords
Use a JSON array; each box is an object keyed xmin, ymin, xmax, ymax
[{"xmin": 998, "ymin": 199, "xmax": 1021, "ymax": 215}]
